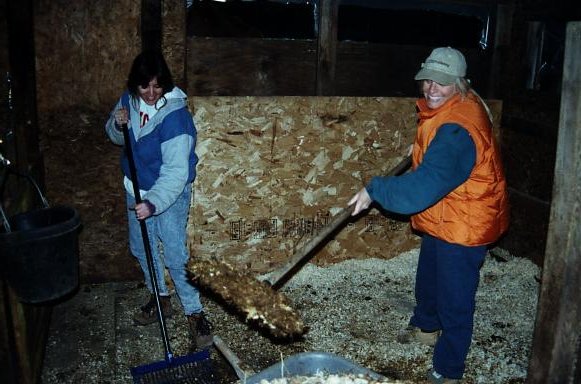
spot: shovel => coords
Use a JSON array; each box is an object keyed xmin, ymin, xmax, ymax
[{"xmin": 188, "ymin": 155, "xmax": 412, "ymax": 338}]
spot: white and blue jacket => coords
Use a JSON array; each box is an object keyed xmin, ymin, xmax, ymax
[{"xmin": 105, "ymin": 87, "xmax": 198, "ymax": 215}]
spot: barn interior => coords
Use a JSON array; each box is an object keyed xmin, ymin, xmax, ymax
[{"xmin": 0, "ymin": 0, "xmax": 580, "ymax": 383}]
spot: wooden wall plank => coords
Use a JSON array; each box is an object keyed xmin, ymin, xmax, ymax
[
  {"xmin": 32, "ymin": 1, "xmax": 494, "ymax": 111},
  {"xmin": 186, "ymin": 37, "xmax": 491, "ymax": 99},
  {"xmin": 187, "ymin": 38, "xmax": 317, "ymax": 96}
]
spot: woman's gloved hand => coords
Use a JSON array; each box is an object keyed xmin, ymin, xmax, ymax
[{"xmin": 348, "ymin": 188, "xmax": 372, "ymax": 216}]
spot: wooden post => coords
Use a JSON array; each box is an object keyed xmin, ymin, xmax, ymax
[
  {"xmin": 315, "ymin": 0, "xmax": 338, "ymax": 96},
  {"xmin": 525, "ymin": 21, "xmax": 545, "ymax": 90},
  {"xmin": 527, "ymin": 21, "xmax": 581, "ymax": 383},
  {"xmin": 488, "ymin": 3, "xmax": 514, "ymax": 98},
  {"xmin": 6, "ymin": 0, "xmax": 40, "ymax": 171},
  {"xmin": 1, "ymin": 1, "xmax": 52, "ymax": 384},
  {"xmin": 141, "ymin": 0, "xmax": 162, "ymax": 52}
]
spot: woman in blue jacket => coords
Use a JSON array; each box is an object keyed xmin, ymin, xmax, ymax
[{"xmin": 105, "ymin": 50, "xmax": 211, "ymax": 350}]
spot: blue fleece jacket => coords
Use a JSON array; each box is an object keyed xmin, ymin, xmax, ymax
[
  {"xmin": 105, "ymin": 87, "xmax": 198, "ymax": 214},
  {"xmin": 366, "ymin": 124, "xmax": 476, "ymax": 215}
]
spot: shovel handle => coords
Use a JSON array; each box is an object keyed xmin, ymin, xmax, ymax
[
  {"xmin": 265, "ymin": 155, "xmax": 412, "ymax": 289},
  {"xmin": 265, "ymin": 204, "xmax": 354, "ymax": 288},
  {"xmin": 213, "ymin": 335, "xmax": 253, "ymax": 380}
]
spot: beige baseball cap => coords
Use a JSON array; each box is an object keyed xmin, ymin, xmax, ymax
[{"xmin": 414, "ymin": 47, "xmax": 467, "ymax": 85}]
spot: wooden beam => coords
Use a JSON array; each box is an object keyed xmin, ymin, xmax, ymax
[
  {"xmin": 315, "ymin": 0, "xmax": 338, "ymax": 96},
  {"xmin": 1, "ymin": 2, "xmax": 52, "ymax": 384},
  {"xmin": 141, "ymin": 0, "xmax": 162, "ymax": 52},
  {"xmin": 527, "ymin": 21, "xmax": 581, "ymax": 383},
  {"xmin": 488, "ymin": 3, "xmax": 514, "ymax": 98}
]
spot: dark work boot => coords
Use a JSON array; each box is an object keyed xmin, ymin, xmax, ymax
[
  {"xmin": 133, "ymin": 295, "xmax": 173, "ymax": 326},
  {"xmin": 187, "ymin": 312, "xmax": 213, "ymax": 350}
]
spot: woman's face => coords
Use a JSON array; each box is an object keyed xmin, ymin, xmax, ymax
[
  {"xmin": 421, "ymin": 80, "xmax": 457, "ymax": 109},
  {"xmin": 138, "ymin": 78, "xmax": 163, "ymax": 106}
]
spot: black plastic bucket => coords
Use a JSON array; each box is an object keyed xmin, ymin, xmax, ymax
[{"xmin": 0, "ymin": 205, "xmax": 81, "ymax": 303}]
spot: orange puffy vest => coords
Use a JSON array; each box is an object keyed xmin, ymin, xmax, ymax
[{"xmin": 410, "ymin": 92, "xmax": 509, "ymax": 246}]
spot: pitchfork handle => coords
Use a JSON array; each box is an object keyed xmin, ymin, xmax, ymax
[{"xmin": 121, "ymin": 123, "xmax": 174, "ymax": 362}]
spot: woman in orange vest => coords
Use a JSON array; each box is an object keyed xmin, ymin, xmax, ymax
[{"xmin": 349, "ymin": 47, "xmax": 509, "ymax": 383}]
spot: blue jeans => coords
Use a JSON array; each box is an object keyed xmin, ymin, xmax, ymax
[
  {"xmin": 410, "ymin": 234, "xmax": 486, "ymax": 379},
  {"xmin": 126, "ymin": 186, "xmax": 202, "ymax": 315}
]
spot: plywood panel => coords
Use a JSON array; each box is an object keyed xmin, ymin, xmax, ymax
[
  {"xmin": 35, "ymin": 0, "xmax": 141, "ymax": 113},
  {"xmin": 188, "ymin": 96, "xmax": 503, "ymax": 274}
]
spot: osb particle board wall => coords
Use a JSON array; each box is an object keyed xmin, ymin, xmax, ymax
[
  {"xmin": 33, "ymin": 0, "xmax": 185, "ymax": 113},
  {"xmin": 187, "ymin": 96, "xmax": 503, "ymax": 273},
  {"xmin": 34, "ymin": 0, "xmax": 141, "ymax": 113}
]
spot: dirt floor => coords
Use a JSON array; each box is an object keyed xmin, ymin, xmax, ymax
[{"xmin": 40, "ymin": 249, "xmax": 540, "ymax": 384}]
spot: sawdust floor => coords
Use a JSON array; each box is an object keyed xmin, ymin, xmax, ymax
[{"xmin": 40, "ymin": 249, "xmax": 539, "ymax": 384}]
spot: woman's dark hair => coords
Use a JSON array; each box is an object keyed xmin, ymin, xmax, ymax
[{"xmin": 127, "ymin": 50, "xmax": 174, "ymax": 108}]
